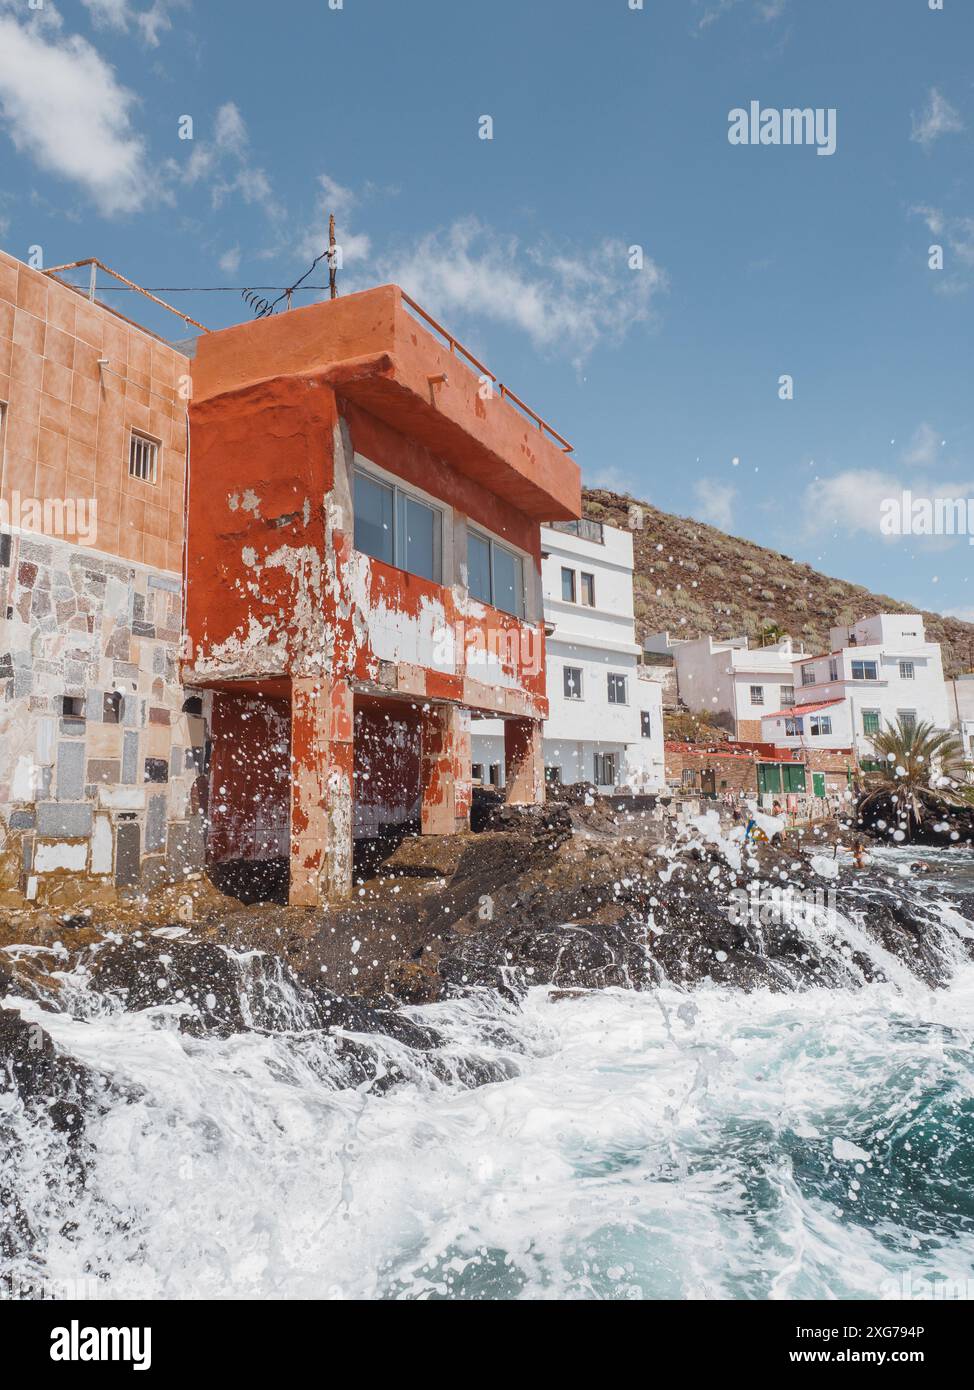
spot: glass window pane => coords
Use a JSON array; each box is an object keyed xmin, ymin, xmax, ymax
[
  {"xmin": 397, "ymin": 493, "xmax": 440, "ymax": 583},
  {"xmin": 468, "ymin": 532, "xmax": 492, "ymax": 604},
  {"xmin": 561, "ymin": 567, "xmax": 576, "ymax": 603},
  {"xmin": 492, "ymin": 545, "xmax": 522, "ymax": 617},
  {"xmin": 354, "ymin": 471, "xmax": 394, "ymax": 565}
]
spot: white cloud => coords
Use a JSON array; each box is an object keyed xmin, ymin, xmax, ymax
[
  {"xmin": 910, "ymin": 87, "xmax": 963, "ymax": 147},
  {"xmin": 293, "ymin": 173, "xmax": 371, "ymax": 266},
  {"xmin": 178, "ymin": 101, "xmax": 282, "ymax": 222},
  {"xmin": 696, "ymin": 0, "xmax": 787, "ymax": 31},
  {"xmin": 911, "ymin": 203, "xmax": 974, "ymax": 292},
  {"xmin": 803, "ymin": 469, "xmax": 900, "ymax": 538},
  {"xmin": 218, "ymin": 245, "xmax": 241, "ymax": 274},
  {"xmin": 82, "ymin": 0, "xmax": 186, "ymax": 48},
  {"xmin": 804, "ymin": 466, "xmax": 974, "ymax": 545},
  {"xmin": 692, "ymin": 478, "xmax": 736, "ymax": 531},
  {"xmin": 901, "ymin": 422, "xmax": 942, "ymax": 469},
  {"xmin": 0, "ymin": 9, "xmax": 150, "ymax": 215},
  {"xmin": 583, "ymin": 464, "xmax": 640, "ymax": 495},
  {"xmin": 943, "ymin": 606, "xmax": 974, "ymax": 623},
  {"xmin": 372, "ymin": 217, "xmax": 666, "ymax": 358}
]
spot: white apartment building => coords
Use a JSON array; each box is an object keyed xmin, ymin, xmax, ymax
[
  {"xmin": 471, "ymin": 519, "xmax": 664, "ymax": 791},
  {"xmin": 644, "ymin": 631, "xmax": 801, "ymax": 740},
  {"xmin": 759, "ymin": 613, "xmax": 950, "ymax": 764}
]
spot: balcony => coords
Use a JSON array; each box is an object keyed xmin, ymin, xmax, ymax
[{"xmin": 190, "ymin": 284, "xmax": 581, "ymax": 522}]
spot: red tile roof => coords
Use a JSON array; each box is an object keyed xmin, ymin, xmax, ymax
[{"xmin": 762, "ymin": 697, "xmax": 845, "ymax": 720}]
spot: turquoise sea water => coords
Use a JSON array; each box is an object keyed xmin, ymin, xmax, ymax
[{"xmin": 2, "ymin": 846, "xmax": 973, "ymax": 1300}]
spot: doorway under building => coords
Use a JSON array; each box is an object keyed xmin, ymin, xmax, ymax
[
  {"xmin": 353, "ymin": 694, "xmax": 422, "ymax": 876},
  {"xmin": 206, "ymin": 684, "xmax": 292, "ymax": 903}
]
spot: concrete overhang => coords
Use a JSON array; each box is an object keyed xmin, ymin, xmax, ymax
[{"xmin": 190, "ymin": 284, "xmax": 581, "ymax": 522}]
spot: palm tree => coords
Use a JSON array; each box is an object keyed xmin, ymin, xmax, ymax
[
  {"xmin": 757, "ymin": 622, "xmax": 786, "ymax": 648},
  {"xmin": 859, "ymin": 717, "xmax": 972, "ymax": 835}
]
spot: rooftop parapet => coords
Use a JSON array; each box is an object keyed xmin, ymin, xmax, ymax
[{"xmin": 190, "ymin": 284, "xmax": 581, "ymax": 522}]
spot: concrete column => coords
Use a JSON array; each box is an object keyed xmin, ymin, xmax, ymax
[
  {"xmin": 420, "ymin": 704, "xmax": 471, "ymax": 835},
  {"xmin": 504, "ymin": 717, "xmax": 544, "ymax": 805},
  {"xmin": 289, "ymin": 676, "xmax": 353, "ymax": 906}
]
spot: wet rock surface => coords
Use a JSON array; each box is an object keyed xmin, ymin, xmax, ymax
[{"xmin": 1, "ymin": 804, "xmax": 972, "ymax": 1118}]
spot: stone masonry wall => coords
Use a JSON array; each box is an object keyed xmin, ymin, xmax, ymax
[{"xmin": 0, "ymin": 528, "xmax": 207, "ymax": 907}]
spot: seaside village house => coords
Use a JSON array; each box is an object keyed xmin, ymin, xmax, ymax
[
  {"xmin": 0, "ymin": 247, "xmax": 582, "ymax": 907},
  {"xmin": 652, "ymin": 625, "xmax": 856, "ymax": 806},
  {"xmin": 472, "ymin": 518, "xmax": 664, "ymax": 791},
  {"xmin": 759, "ymin": 614, "xmax": 951, "ymax": 770},
  {"xmin": 644, "ymin": 630, "xmax": 801, "ymax": 741}
]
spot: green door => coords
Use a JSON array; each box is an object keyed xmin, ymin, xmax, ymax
[
  {"xmin": 783, "ymin": 765, "xmax": 807, "ymax": 793},
  {"xmin": 757, "ymin": 764, "xmax": 782, "ymax": 795},
  {"xmin": 812, "ymin": 772, "xmax": 826, "ymax": 798}
]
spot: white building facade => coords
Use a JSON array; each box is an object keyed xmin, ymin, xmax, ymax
[
  {"xmin": 472, "ymin": 520, "xmax": 664, "ymax": 791},
  {"xmin": 760, "ymin": 613, "xmax": 951, "ymax": 763},
  {"xmin": 644, "ymin": 631, "xmax": 801, "ymax": 740},
  {"xmin": 945, "ymin": 674, "xmax": 974, "ymax": 762}
]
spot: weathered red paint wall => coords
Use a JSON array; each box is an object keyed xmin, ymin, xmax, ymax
[
  {"xmin": 186, "ymin": 376, "xmax": 547, "ymax": 713},
  {"xmin": 185, "ymin": 376, "xmax": 337, "ymax": 674}
]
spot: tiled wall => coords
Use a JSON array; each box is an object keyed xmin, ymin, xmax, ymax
[
  {"xmin": 0, "ymin": 251, "xmax": 201, "ymax": 902},
  {"xmin": 0, "ymin": 250, "xmax": 188, "ymax": 572},
  {"xmin": 0, "ymin": 529, "xmax": 208, "ymax": 903}
]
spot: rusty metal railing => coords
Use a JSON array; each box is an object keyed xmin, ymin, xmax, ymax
[
  {"xmin": 42, "ymin": 257, "xmax": 210, "ymax": 333},
  {"xmin": 399, "ymin": 290, "xmax": 573, "ymax": 454}
]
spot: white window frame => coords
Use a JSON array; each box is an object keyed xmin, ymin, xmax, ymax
[
  {"xmin": 750, "ymin": 684, "xmax": 764, "ymax": 706},
  {"xmin": 353, "ymin": 463, "xmax": 444, "ymax": 584},
  {"xmin": 780, "ymin": 685, "xmax": 796, "ymax": 708},
  {"xmin": 851, "ymin": 660, "xmax": 878, "ymax": 681},
  {"xmin": 899, "ymin": 661, "xmax": 915, "ymax": 680},
  {"xmin": 809, "ymin": 715, "xmax": 832, "ymax": 736},
  {"xmin": 801, "ymin": 666, "xmax": 816, "ymax": 686},
  {"xmin": 467, "ymin": 526, "xmax": 526, "ymax": 619},
  {"xmin": 129, "ymin": 429, "xmax": 160, "ymax": 484},
  {"xmin": 580, "ymin": 571, "xmax": 596, "ymax": 607}
]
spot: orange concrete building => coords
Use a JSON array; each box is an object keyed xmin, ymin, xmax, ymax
[
  {"xmin": 1, "ymin": 253, "xmax": 579, "ymax": 907},
  {"xmin": 184, "ymin": 285, "xmax": 581, "ymax": 905}
]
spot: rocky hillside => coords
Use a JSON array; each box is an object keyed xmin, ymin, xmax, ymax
[{"xmin": 582, "ymin": 488, "xmax": 974, "ymax": 677}]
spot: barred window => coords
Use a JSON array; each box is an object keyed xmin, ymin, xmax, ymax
[{"xmin": 129, "ymin": 430, "xmax": 159, "ymax": 483}]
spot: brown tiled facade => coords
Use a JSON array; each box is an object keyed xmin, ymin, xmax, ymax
[{"xmin": 0, "ymin": 251, "xmax": 187, "ymax": 572}]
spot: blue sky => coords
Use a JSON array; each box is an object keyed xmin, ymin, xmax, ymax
[{"xmin": 1, "ymin": 0, "xmax": 971, "ymax": 619}]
